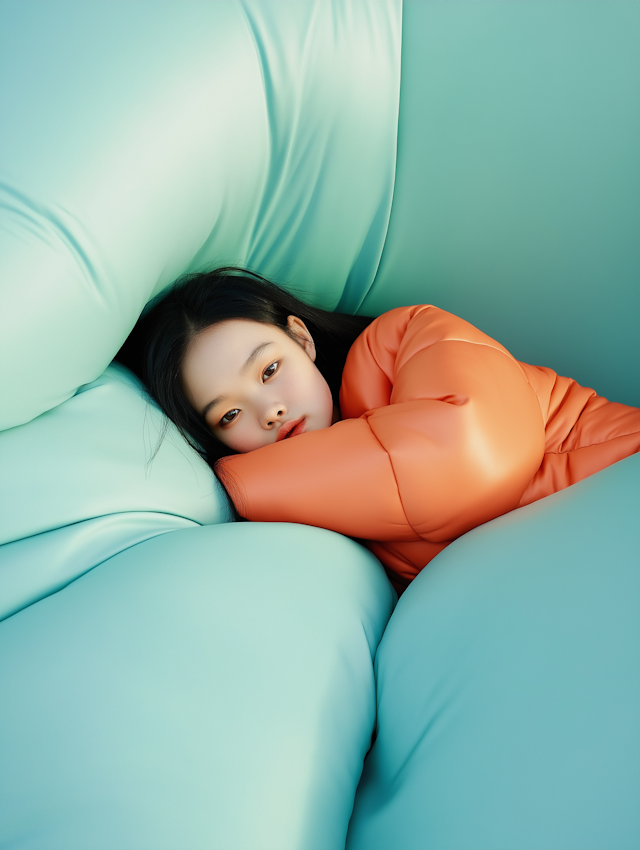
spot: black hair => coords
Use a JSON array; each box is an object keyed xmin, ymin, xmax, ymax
[{"xmin": 116, "ymin": 266, "xmax": 373, "ymax": 466}]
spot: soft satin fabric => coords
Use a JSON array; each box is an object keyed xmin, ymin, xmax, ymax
[
  {"xmin": 217, "ymin": 305, "xmax": 640, "ymax": 589},
  {"xmin": 347, "ymin": 454, "xmax": 640, "ymax": 850},
  {"xmin": 0, "ymin": 0, "xmax": 401, "ymax": 431}
]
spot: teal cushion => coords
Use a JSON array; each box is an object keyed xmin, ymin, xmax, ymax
[
  {"xmin": 0, "ymin": 523, "xmax": 395, "ymax": 850},
  {"xmin": 0, "ymin": 363, "xmax": 230, "ymax": 620},
  {"xmin": 361, "ymin": 0, "xmax": 640, "ymax": 407},
  {"xmin": 0, "ymin": 0, "xmax": 401, "ymax": 430},
  {"xmin": 347, "ymin": 455, "xmax": 640, "ymax": 850}
]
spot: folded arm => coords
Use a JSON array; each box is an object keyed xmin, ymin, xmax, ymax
[{"xmin": 217, "ymin": 308, "xmax": 545, "ymax": 545}]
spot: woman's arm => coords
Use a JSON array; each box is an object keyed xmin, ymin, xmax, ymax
[{"xmin": 216, "ymin": 415, "xmax": 419, "ymax": 542}]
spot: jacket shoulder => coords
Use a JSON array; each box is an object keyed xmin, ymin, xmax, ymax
[{"xmin": 340, "ymin": 305, "xmax": 515, "ymax": 417}]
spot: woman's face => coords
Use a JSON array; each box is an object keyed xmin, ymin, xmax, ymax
[{"xmin": 181, "ymin": 316, "xmax": 335, "ymax": 453}]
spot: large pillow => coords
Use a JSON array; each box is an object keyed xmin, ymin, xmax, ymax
[
  {"xmin": 347, "ymin": 454, "xmax": 640, "ymax": 850},
  {"xmin": 0, "ymin": 522, "xmax": 395, "ymax": 850},
  {"xmin": 0, "ymin": 363, "xmax": 230, "ymax": 621},
  {"xmin": 0, "ymin": 0, "xmax": 401, "ymax": 430}
]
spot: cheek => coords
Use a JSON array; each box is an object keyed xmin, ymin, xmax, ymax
[
  {"xmin": 223, "ymin": 417, "xmax": 270, "ymax": 453},
  {"xmin": 211, "ymin": 417, "xmax": 256, "ymax": 454},
  {"xmin": 309, "ymin": 368, "xmax": 334, "ymax": 424}
]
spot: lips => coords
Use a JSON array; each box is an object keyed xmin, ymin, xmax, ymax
[{"xmin": 276, "ymin": 417, "xmax": 306, "ymax": 442}]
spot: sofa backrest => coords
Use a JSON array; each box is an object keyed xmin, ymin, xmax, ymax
[
  {"xmin": 364, "ymin": 0, "xmax": 639, "ymax": 408},
  {"xmin": 0, "ymin": 0, "xmax": 402, "ymax": 431}
]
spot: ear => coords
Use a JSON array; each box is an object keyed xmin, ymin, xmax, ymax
[{"xmin": 286, "ymin": 315, "xmax": 317, "ymax": 361}]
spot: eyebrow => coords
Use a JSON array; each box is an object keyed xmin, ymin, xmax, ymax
[{"xmin": 200, "ymin": 341, "xmax": 274, "ymax": 421}]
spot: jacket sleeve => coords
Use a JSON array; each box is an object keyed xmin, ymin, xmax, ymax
[
  {"xmin": 216, "ymin": 415, "xmax": 420, "ymax": 542},
  {"xmin": 216, "ymin": 305, "xmax": 545, "ymax": 543}
]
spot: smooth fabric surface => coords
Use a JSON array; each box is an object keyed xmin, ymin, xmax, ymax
[
  {"xmin": 218, "ymin": 305, "xmax": 639, "ymax": 586},
  {"xmin": 1, "ymin": 2, "xmax": 638, "ymax": 848},
  {"xmin": 365, "ymin": 0, "xmax": 640, "ymax": 407},
  {"xmin": 0, "ymin": 522, "xmax": 395, "ymax": 850},
  {"xmin": 347, "ymin": 454, "xmax": 640, "ymax": 850},
  {"xmin": 0, "ymin": 363, "xmax": 231, "ymax": 620},
  {"xmin": 0, "ymin": 0, "xmax": 401, "ymax": 429}
]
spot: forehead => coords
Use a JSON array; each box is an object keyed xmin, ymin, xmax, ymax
[
  {"xmin": 191, "ymin": 319, "xmax": 281, "ymax": 357},
  {"xmin": 181, "ymin": 319, "xmax": 286, "ymax": 404}
]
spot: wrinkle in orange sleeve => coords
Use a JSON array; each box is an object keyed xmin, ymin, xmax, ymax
[
  {"xmin": 338, "ymin": 309, "xmax": 411, "ymax": 417},
  {"xmin": 366, "ymin": 341, "xmax": 545, "ymax": 541}
]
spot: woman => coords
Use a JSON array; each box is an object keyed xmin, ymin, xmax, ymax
[{"xmin": 119, "ymin": 267, "xmax": 640, "ymax": 592}]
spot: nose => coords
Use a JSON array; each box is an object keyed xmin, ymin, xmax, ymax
[{"xmin": 264, "ymin": 402, "xmax": 287, "ymax": 428}]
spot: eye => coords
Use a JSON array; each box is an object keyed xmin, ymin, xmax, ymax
[
  {"xmin": 262, "ymin": 361, "xmax": 279, "ymax": 380},
  {"xmin": 220, "ymin": 409, "xmax": 240, "ymax": 426}
]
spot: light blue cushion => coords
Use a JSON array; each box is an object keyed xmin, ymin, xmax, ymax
[
  {"xmin": 362, "ymin": 0, "xmax": 640, "ymax": 407},
  {"xmin": 0, "ymin": 0, "xmax": 401, "ymax": 430},
  {"xmin": 347, "ymin": 455, "xmax": 640, "ymax": 850},
  {"xmin": 0, "ymin": 363, "xmax": 230, "ymax": 621},
  {"xmin": 0, "ymin": 522, "xmax": 395, "ymax": 850}
]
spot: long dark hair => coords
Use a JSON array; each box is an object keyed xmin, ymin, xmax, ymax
[{"xmin": 116, "ymin": 267, "xmax": 373, "ymax": 466}]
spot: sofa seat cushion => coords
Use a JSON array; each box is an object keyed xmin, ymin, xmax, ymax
[
  {"xmin": 0, "ymin": 522, "xmax": 395, "ymax": 850},
  {"xmin": 347, "ymin": 454, "xmax": 640, "ymax": 850},
  {"xmin": 0, "ymin": 363, "xmax": 230, "ymax": 620}
]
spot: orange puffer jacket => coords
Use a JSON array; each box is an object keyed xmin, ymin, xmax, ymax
[{"xmin": 217, "ymin": 306, "xmax": 640, "ymax": 590}]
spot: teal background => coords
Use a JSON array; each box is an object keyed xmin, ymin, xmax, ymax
[{"xmin": 364, "ymin": 0, "xmax": 640, "ymax": 407}]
